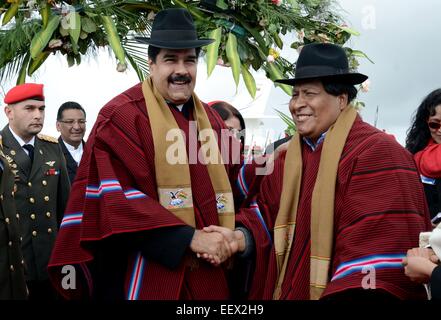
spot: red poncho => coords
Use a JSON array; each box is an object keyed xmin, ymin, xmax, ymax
[
  {"xmin": 238, "ymin": 116, "xmax": 432, "ymax": 300},
  {"xmin": 48, "ymin": 83, "xmax": 259, "ymax": 300}
]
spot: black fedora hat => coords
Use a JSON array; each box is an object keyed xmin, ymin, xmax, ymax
[
  {"xmin": 135, "ymin": 8, "xmax": 214, "ymax": 49},
  {"xmin": 275, "ymin": 43, "xmax": 368, "ymax": 86}
]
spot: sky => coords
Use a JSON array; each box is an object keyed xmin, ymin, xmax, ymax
[
  {"xmin": 337, "ymin": 0, "xmax": 441, "ymax": 145},
  {"xmin": 1, "ymin": 0, "xmax": 441, "ymax": 146}
]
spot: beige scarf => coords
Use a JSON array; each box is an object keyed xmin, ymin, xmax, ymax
[
  {"xmin": 273, "ymin": 106, "xmax": 357, "ymax": 300},
  {"xmin": 141, "ymin": 78, "xmax": 235, "ymax": 230}
]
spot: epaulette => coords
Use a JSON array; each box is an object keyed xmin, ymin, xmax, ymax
[{"xmin": 37, "ymin": 134, "xmax": 58, "ymax": 144}]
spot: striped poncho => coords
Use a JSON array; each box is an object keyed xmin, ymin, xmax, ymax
[
  {"xmin": 237, "ymin": 116, "xmax": 432, "ymax": 300},
  {"xmin": 48, "ymin": 83, "xmax": 260, "ymax": 300}
]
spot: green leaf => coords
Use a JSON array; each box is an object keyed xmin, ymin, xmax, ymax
[
  {"xmin": 241, "ymin": 64, "xmax": 256, "ymax": 98},
  {"xmin": 274, "ymin": 108, "xmax": 296, "ymax": 133},
  {"xmin": 272, "ymin": 32, "xmax": 283, "ymax": 49},
  {"xmin": 30, "ymin": 16, "xmax": 61, "ymax": 59},
  {"xmin": 216, "ymin": 0, "xmax": 228, "ymax": 10},
  {"xmin": 206, "ymin": 27, "xmax": 222, "ymax": 77},
  {"xmin": 350, "ymin": 49, "xmax": 374, "ymax": 64},
  {"xmin": 16, "ymin": 52, "xmax": 30, "ymax": 85},
  {"xmin": 225, "ymin": 33, "xmax": 241, "ymax": 86},
  {"xmin": 40, "ymin": 3, "xmax": 51, "ymax": 29},
  {"xmin": 81, "ymin": 17, "xmax": 97, "ymax": 34},
  {"xmin": 102, "ymin": 16, "xmax": 126, "ymax": 64},
  {"xmin": 267, "ymin": 62, "xmax": 292, "ymax": 96},
  {"xmin": 59, "ymin": 25, "xmax": 69, "ymax": 37},
  {"xmin": 336, "ymin": 25, "xmax": 360, "ymax": 36},
  {"xmin": 173, "ymin": 0, "xmax": 206, "ymax": 20},
  {"xmin": 68, "ymin": 12, "xmax": 81, "ymax": 46},
  {"xmin": 67, "ymin": 55, "xmax": 75, "ymax": 67},
  {"xmin": 2, "ymin": 1, "xmax": 20, "ymax": 26},
  {"xmin": 85, "ymin": 11, "xmax": 98, "ymax": 18},
  {"xmin": 28, "ymin": 51, "xmax": 50, "ymax": 76}
]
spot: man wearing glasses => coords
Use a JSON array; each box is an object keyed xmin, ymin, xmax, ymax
[{"xmin": 56, "ymin": 102, "xmax": 87, "ymax": 183}]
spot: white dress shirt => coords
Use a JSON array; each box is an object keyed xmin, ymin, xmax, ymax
[
  {"xmin": 9, "ymin": 127, "xmax": 35, "ymax": 155},
  {"xmin": 62, "ymin": 140, "xmax": 83, "ymax": 165}
]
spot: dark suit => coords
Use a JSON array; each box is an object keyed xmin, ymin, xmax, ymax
[
  {"xmin": 58, "ymin": 137, "xmax": 84, "ymax": 184},
  {"xmin": 0, "ymin": 147, "xmax": 27, "ymax": 299},
  {"xmin": 264, "ymin": 135, "xmax": 292, "ymax": 155},
  {"xmin": 1, "ymin": 126, "xmax": 70, "ymax": 298}
]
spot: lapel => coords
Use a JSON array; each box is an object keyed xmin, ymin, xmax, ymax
[
  {"xmin": 0, "ymin": 125, "xmax": 32, "ymax": 178},
  {"xmin": 58, "ymin": 136, "xmax": 78, "ymax": 171}
]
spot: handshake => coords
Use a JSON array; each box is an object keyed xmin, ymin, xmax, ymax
[{"xmin": 189, "ymin": 226, "xmax": 246, "ymax": 266}]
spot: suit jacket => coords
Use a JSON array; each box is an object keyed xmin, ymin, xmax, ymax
[
  {"xmin": 1, "ymin": 125, "xmax": 70, "ymax": 282},
  {"xmin": 0, "ymin": 148, "xmax": 27, "ymax": 299},
  {"xmin": 264, "ymin": 135, "xmax": 292, "ymax": 155},
  {"xmin": 58, "ymin": 137, "xmax": 84, "ymax": 184}
]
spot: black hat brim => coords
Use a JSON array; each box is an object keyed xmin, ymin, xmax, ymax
[
  {"xmin": 275, "ymin": 73, "xmax": 368, "ymax": 86},
  {"xmin": 135, "ymin": 37, "xmax": 214, "ymax": 49}
]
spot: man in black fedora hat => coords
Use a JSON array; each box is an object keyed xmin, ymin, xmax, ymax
[
  {"xmin": 48, "ymin": 8, "xmax": 253, "ymax": 300},
  {"xmin": 215, "ymin": 42, "xmax": 432, "ymax": 300}
]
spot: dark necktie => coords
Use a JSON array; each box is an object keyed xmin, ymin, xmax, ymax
[
  {"xmin": 23, "ymin": 144, "xmax": 34, "ymax": 162},
  {"xmin": 168, "ymin": 102, "xmax": 190, "ymax": 120}
]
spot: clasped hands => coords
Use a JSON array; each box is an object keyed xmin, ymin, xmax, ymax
[
  {"xmin": 189, "ymin": 226, "xmax": 246, "ymax": 266},
  {"xmin": 402, "ymin": 248, "xmax": 439, "ymax": 283}
]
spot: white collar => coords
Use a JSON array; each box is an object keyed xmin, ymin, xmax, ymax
[
  {"xmin": 9, "ymin": 127, "xmax": 35, "ymax": 147},
  {"xmin": 62, "ymin": 139, "xmax": 83, "ymax": 152}
]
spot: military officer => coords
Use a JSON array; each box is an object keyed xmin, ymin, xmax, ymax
[
  {"xmin": 2, "ymin": 83, "xmax": 70, "ymax": 300},
  {"xmin": 0, "ymin": 139, "xmax": 27, "ymax": 299}
]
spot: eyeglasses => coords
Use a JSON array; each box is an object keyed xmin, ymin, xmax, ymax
[
  {"xmin": 59, "ymin": 119, "xmax": 87, "ymax": 126},
  {"xmin": 428, "ymin": 122, "xmax": 441, "ymax": 130}
]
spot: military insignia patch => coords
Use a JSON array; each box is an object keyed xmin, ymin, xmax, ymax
[
  {"xmin": 45, "ymin": 169, "xmax": 60, "ymax": 176},
  {"xmin": 45, "ymin": 161, "xmax": 56, "ymax": 167},
  {"xmin": 3, "ymin": 154, "xmax": 18, "ymax": 178},
  {"xmin": 37, "ymin": 134, "xmax": 58, "ymax": 143}
]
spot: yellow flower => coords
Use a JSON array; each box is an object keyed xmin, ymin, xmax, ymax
[{"xmin": 269, "ymin": 48, "xmax": 280, "ymax": 59}]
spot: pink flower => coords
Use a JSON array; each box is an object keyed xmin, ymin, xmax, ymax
[
  {"xmin": 272, "ymin": 0, "xmax": 282, "ymax": 6},
  {"xmin": 266, "ymin": 55, "xmax": 275, "ymax": 63}
]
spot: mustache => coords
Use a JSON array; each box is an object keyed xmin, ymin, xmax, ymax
[{"xmin": 168, "ymin": 74, "xmax": 192, "ymax": 83}]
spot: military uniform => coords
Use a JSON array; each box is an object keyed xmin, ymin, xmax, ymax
[
  {"xmin": 0, "ymin": 143, "xmax": 27, "ymax": 299},
  {"xmin": 0, "ymin": 126, "xmax": 70, "ymax": 290}
]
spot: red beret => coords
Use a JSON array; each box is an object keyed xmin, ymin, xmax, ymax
[{"xmin": 4, "ymin": 83, "xmax": 44, "ymax": 104}]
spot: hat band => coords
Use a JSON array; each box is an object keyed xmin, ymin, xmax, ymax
[
  {"xmin": 295, "ymin": 65, "xmax": 350, "ymax": 78},
  {"xmin": 150, "ymin": 29, "xmax": 198, "ymax": 41}
]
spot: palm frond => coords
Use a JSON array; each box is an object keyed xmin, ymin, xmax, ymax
[
  {"xmin": 123, "ymin": 39, "xmax": 149, "ymax": 81},
  {"xmin": 274, "ymin": 108, "xmax": 297, "ymax": 135},
  {"xmin": 0, "ymin": 19, "xmax": 41, "ymax": 83}
]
